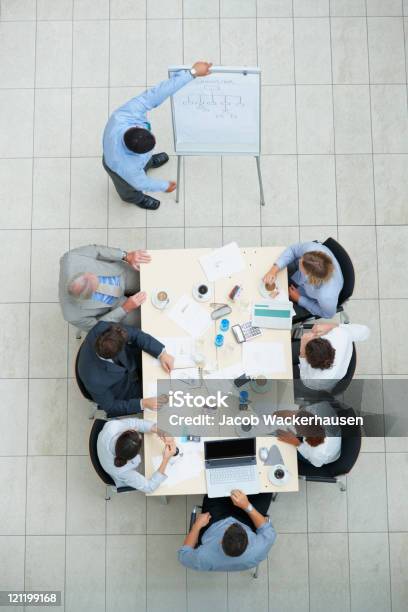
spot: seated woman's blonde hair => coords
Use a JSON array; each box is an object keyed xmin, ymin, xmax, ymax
[{"xmin": 302, "ymin": 251, "xmax": 334, "ymax": 286}]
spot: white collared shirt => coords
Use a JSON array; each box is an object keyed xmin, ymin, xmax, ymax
[
  {"xmin": 299, "ymin": 324, "xmax": 370, "ymax": 391},
  {"xmin": 97, "ymin": 418, "xmax": 167, "ymax": 493}
]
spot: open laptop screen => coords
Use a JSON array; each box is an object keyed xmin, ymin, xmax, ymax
[{"xmin": 205, "ymin": 438, "xmax": 256, "ymax": 461}]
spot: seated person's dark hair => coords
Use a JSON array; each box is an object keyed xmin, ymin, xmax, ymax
[
  {"xmin": 124, "ymin": 127, "xmax": 156, "ymax": 154},
  {"xmin": 95, "ymin": 324, "xmax": 128, "ymax": 359},
  {"xmin": 221, "ymin": 523, "xmax": 249, "ymax": 557},
  {"xmin": 296, "ymin": 410, "xmax": 326, "ymax": 446},
  {"xmin": 305, "ymin": 338, "xmax": 336, "ymax": 370},
  {"xmin": 114, "ymin": 430, "xmax": 142, "ymax": 467}
]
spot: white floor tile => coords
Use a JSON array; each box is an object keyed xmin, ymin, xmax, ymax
[
  {"xmin": 70, "ymin": 158, "xmax": 108, "ymax": 228},
  {"xmin": 71, "ymin": 88, "xmax": 108, "ymax": 157},
  {"xmin": 0, "ymin": 22, "xmax": 36, "ymax": 88},
  {"xmin": 349, "ymin": 532, "xmax": 391, "ymax": 612},
  {"xmin": 222, "ymin": 156, "xmax": 261, "ymax": 226},
  {"xmin": 260, "ymin": 156, "xmax": 299, "ymax": 227},
  {"xmin": 30, "ymin": 229, "xmax": 69, "ymax": 302},
  {"xmin": 146, "ymin": 495, "xmax": 186, "ymax": 534},
  {"xmin": 221, "ymin": 0, "xmax": 256, "ymax": 17},
  {"xmin": 307, "ymin": 480, "xmax": 348, "ymax": 532},
  {"xmin": 25, "ymin": 536, "xmax": 65, "ymax": 596},
  {"xmin": 336, "ymin": 155, "xmax": 375, "ymax": 225},
  {"xmin": 109, "ymin": 20, "xmax": 147, "ymax": 87},
  {"xmin": 147, "ymin": 20, "xmax": 183, "ymax": 85},
  {"xmin": 0, "ymin": 90, "xmax": 34, "ymax": 158},
  {"xmin": 29, "ymin": 303, "xmax": 68, "ymax": 378},
  {"xmin": 294, "ymin": 18, "xmax": 332, "ymax": 84},
  {"xmin": 220, "ymin": 18, "xmax": 257, "ymax": 65},
  {"xmin": 0, "ymin": 159, "xmax": 32, "ymax": 230},
  {"xmin": 72, "ymin": 20, "xmax": 109, "ymax": 87},
  {"xmin": 294, "ymin": 0, "xmax": 329, "ymax": 16},
  {"xmin": 347, "ymin": 452, "xmax": 388, "ymax": 531},
  {"xmin": 0, "ymin": 536, "xmax": 25, "ymax": 591},
  {"xmin": 331, "ymin": 17, "xmax": 369, "ymax": 84},
  {"xmin": 389, "ymin": 532, "xmax": 408, "ymax": 612},
  {"xmin": 1, "ymin": 0, "xmax": 36, "ymax": 19},
  {"xmin": 187, "ymin": 569, "xmax": 227, "ymax": 612},
  {"xmin": 337, "ymin": 225, "xmax": 379, "ymax": 299},
  {"xmin": 106, "ymin": 490, "xmax": 147, "ymax": 534},
  {"xmin": 184, "ymin": 157, "xmax": 222, "ymax": 227},
  {"xmin": 36, "ymin": 21, "xmax": 72, "ymax": 88},
  {"xmin": 147, "ymin": 535, "xmax": 187, "ymax": 612},
  {"xmin": 308, "ymin": 533, "xmax": 350, "ymax": 612},
  {"xmin": 298, "ymin": 155, "xmax": 337, "ymax": 225},
  {"xmin": 147, "ymin": 0, "xmax": 182, "ymax": 18},
  {"xmin": 106, "ymin": 535, "xmax": 146, "ymax": 611},
  {"xmin": 185, "ymin": 226, "xmax": 223, "ymax": 248},
  {"xmin": 257, "ymin": 18, "xmax": 294, "ymax": 84},
  {"xmin": 374, "ymin": 154, "xmax": 408, "ymax": 224},
  {"xmin": 110, "ymin": 0, "xmax": 146, "ymax": 19},
  {"xmin": 0, "ymin": 230, "xmax": 31, "ymax": 302},
  {"xmin": 333, "ymin": 85, "xmax": 372, "ymax": 153},
  {"xmin": 386, "ymin": 452, "xmax": 408, "ymax": 531},
  {"xmin": 0, "ymin": 303, "xmax": 29, "ymax": 378},
  {"xmin": 65, "ymin": 536, "xmax": 105, "ymax": 612},
  {"xmin": 262, "ymin": 86, "xmax": 297, "ymax": 153},
  {"xmin": 296, "ymin": 85, "xmax": 334, "ymax": 153},
  {"xmin": 183, "ymin": 19, "xmax": 221, "ymax": 66},
  {"xmin": 73, "ymin": 0, "xmax": 109, "ymax": 19},
  {"xmin": 268, "ymin": 533, "xmax": 309, "ymax": 612},
  {"xmin": 183, "ymin": 0, "xmax": 219, "ymax": 18},
  {"xmin": 0, "ymin": 380, "xmax": 28, "ymax": 456},
  {"xmin": 367, "ymin": 0, "xmax": 404, "ymax": 17},
  {"xmin": 377, "ymin": 226, "xmax": 408, "ymax": 298},
  {"xmin": 34, "ymin": 89, "xmax": 71, "ymax": 157},
  {"xmin": 380, "ymin": 300, "xmax": 408, "ymax": 374},
  {"xmin": 66, "ymin": 455, "xmax": 106, "ymax": 535},
  {"xmin": 32, "ymin": 158, "xmax": 70, "ymax": 229},
  {"xmin": 371, "ymin": 84, "xmax": 408, "ymax": 153},
  {"xmin": 330, "ymin": 0, "xmax": 366, "ymax": 15},
  {"xmin": 0, "ymin": 458, "xmax": 26, "ymax": 535},
  {"xmin": 26, "ymin": 456, "xmax": 66, "ymax": 535},
  {"xmin": 368, "ymin": 17, "xmax": 406, "ymax": 83},
  {"xmin": 37, "ymin": 0, "xmax": 73, "ymax": 20},
  {"xmin": 28, "ymin": 378, "xmax": 67, "ymax": 455}
]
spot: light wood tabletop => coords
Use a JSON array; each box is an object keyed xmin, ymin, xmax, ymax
[{"xmin": 140, "ymin": 246, "xmax": 299, "ymax": 495}]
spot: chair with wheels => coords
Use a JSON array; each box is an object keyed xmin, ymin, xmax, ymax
[
  {"xmin": 89, "ymin": 418, "xmax": 136, "ymax": 500},
  {"xmin": 297, "ymin": 404, "xmax": 362, "ymax": 491},
  {"xmin": 293, "ymin": 343, "xmax": 357, "ymax": 402},
  {"xmin": 188, "ymin": 501, "xmax": 276, "ymax": 578},
  {"xmin": 75, "ymin": 347, "xmax": 99, "ymax": 419},
  {"xmin": 293, "ymin": 237, "xmax": 355, "ymax": 325}
]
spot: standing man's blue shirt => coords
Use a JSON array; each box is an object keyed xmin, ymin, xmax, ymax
[
  {"xmin": 275, "ymin": 241, "xmax": 344, "ymax": 319},
  {"xmin": 103, "ymin": 70, "xmax": 193, "ymax": 193},
  {"xmin": 178, "ymin": 517, "xmax": 276, "ymax": 572}
]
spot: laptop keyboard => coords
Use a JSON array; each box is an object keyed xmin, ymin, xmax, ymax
[{"xmin": 209, "ymin": 465, "xmax": 256, "ymax": 484}]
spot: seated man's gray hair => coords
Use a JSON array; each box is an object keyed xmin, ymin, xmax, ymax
[{"xmin": 67, "ymin": 273, "xmax": 96, "ymax": 299}]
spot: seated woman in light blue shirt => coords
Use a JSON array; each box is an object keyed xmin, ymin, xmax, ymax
[
  {"xmin": 178, "ymin": 490, "xmax": 276, "ymax": 572},
  {"xmin": 263, "ymin": 242, "xmax": 344, "ymax": 319},
  {"xmin": 97, "ymin": 418, "xmax": 176, "ymax": 494}
]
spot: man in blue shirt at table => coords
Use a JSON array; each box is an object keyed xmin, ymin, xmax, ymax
[
  {"xmin": 178, "ymin": 490, "xmax": 276, "ymax": 572},
  {"xmin": 103, "ymin": 60, "xmax": 212, "ymax": 211}
]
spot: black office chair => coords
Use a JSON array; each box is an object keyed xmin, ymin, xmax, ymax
[
  {"xmin": 75, "ymin": 347, "xmax": 99, "ymax": 420},
  {"xmin": 293, "ymin": 237, "xmax": 355, "ymax": 325},
  {"xmin": 189, "ymin": 503, "xmax": 268, "ymax": 578},
  {"xmin": 297, "ymin": 405, "xmax": 362, "ymax": 491},
  {"xmin": 89, "ymin": 418, "xmax": 136, "ymax": 500},
  {"xmin": 294, "ymin": 343, "xmax": 357, "ymax": 402}
]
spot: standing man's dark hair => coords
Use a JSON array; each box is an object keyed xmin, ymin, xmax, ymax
[
  {"xmin": 95, "ymin": 324, "xmax": 128, "ymax": 359},
  {"xmin": 221, "ymin": 523, "xmax": 249, "ymax": 557},
  {"xmin": 124, "ymin": 127, "xmax": 156, "ymax": 154}
]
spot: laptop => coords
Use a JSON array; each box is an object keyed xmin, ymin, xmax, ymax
[{"xmin": 204, "ymin": 438, "xmax": 261, "ymax": 498}]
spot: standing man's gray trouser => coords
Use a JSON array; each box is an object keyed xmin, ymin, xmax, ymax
[{"xmin": 102, "ymin": 157, "xmax": 152, "ymax": 205}]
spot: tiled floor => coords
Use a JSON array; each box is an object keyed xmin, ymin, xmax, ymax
[{"xmin": 0, "ymin": 0, "xmax": 407, "ymax": 611}]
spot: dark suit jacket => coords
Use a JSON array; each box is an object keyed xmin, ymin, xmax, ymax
[{"xmin": 78, "ymin": 321, "xmax": 164, "ymax": 417}]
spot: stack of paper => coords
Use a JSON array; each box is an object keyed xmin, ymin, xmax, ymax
[
  {"xmin": 168, "ymin": 294, "xmax": 212, "ymax": 338},
  {"xmin": 199, "ymin": 242, "xmax": 245, "ymax": 281},
  {"xmin": 157, "ymin": 336, "xmax": 196, "ymax": 368},
  {"xmin": 242, "ymin": 342, "xmax": 286, "ymax": 376}
]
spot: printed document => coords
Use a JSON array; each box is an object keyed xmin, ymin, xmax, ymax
[
  {"xmin": 242, "ymin": 342, "xmax": 286, "ymax": 376},
  {"xmin": 199, "ymin": 242, "xmax": 245, "ymax": 281},
  {"xmin": 168, "ymin": 294, "xmax": 212, "ymax": 337}
]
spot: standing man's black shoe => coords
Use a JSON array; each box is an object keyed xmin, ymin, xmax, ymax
[
  {"xmin": 137, "ymin": 195, "xmax": 160, "ymax": 210},
  {"xmin": 150, "ymin": 152, "xmax": 169, "ymax": 169}
]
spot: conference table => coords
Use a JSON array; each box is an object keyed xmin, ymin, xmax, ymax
[{"xmin": 141, "ymin": 246, "xmax": 299, "ymax": 495}]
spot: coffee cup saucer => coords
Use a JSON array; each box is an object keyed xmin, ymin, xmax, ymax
[
  {"xmin": 192, "ymin": 283, "xmax": 212, "ymax": 303},
  {"xmin": 259, "ymin": 279, "xmax": 280, "ymax": 299},
  {"xmin": 151, "ymin": 288, "xmax": 171, "ymax": 310}
]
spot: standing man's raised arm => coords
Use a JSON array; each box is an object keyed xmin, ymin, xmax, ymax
[{"xmin": 126, "ymin": 61, "xmax": 213, "ymax": 115}]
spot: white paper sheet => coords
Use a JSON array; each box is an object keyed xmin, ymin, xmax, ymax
[
  {"xmin": 199, "ymin": 242, "xmax": 245, "ymax": 282},
  {"xmin": 242, "ymin": 342, "xmax": 286, "ymax": 376},
  {"xmin": 152, "ymin": 444, "xmax": 203, "ymax": 487},
  {"xmin": 204, "ymin": 362, "xmax": 243, "ymax": 380},
  {"xmin": 168, "ymin": 294, "xmax": 212, "ymax": 338},
  {"xmin": 157, "ymin": 336, "xmax": 196, "ymax": 368}
]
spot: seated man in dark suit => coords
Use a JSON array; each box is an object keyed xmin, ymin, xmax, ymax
[{"xmin": 77, "ymin": 322, "xmax": 174, "ymax": 417}]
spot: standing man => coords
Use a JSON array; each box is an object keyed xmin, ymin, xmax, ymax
[{"xmin": 103, "ymin": 61, "xmax": 213, "ymax": 211}]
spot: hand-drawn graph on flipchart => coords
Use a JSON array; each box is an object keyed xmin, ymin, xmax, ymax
[{"xmin": 169, "ymin": 67, "xmax": 261, "ymax": 155}]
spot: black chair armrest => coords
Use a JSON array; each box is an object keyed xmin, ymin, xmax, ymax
[
  {"xmin": 300, "ymin": 475, "xmax": 337, "ymax": 484},
  {"xmin": 117, "ymin": 486, "xmax": 137, "ymax": 493},
  {"xmin": 189, "ymin": 505, "xmax": 203, "ymax": 531}
]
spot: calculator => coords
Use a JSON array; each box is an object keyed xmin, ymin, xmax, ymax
[{"xmin": 231, "ymin": 321, "xmax": 263, "ymax": 343}]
